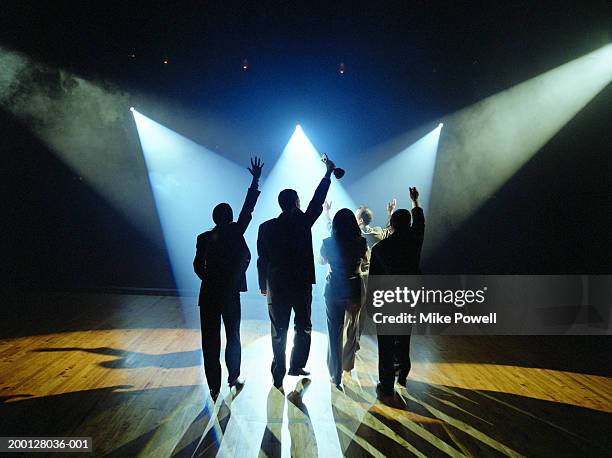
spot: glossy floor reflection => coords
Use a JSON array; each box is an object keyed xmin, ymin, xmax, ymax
[{"xmin": 1, "ymin": 292, "xmax": 611, "ymax": 457}]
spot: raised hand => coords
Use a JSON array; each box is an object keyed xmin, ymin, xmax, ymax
[
  {"xmin": 321, "ymin": 153, "xmax": 345, "ymax": 179},
  {"xmin": 321, "ymin": 153, "xmax": 336, "ymax": 174},
  {"xmin": 248, "ymin": 156, "xmax": 264, "ymax": 179},
  {"xmin": 409, "ymin": 187, "xmax": 419, "ymax": 202},
  {"xmin": 387, "ymin": 198, "xmax": 397, "ymax": 214}
]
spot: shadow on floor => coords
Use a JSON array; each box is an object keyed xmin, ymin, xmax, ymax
[
  {"xmin": 334, "ymin": 376, "xmax": 611, "ymax": 457},
  {"xmin": 2, "ymin": 375, "xmax": 609, "ymax": 457},
  {"xmin": 33, "ymin": 347, "xmax": 202, "ymax": 369}
]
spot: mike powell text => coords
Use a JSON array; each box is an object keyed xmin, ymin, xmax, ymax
[{"xmin": 372, "ymin": 311, "xmax": 497, "ymax": 324}]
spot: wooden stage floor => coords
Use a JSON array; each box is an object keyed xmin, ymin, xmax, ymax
[{"xmin": 1, "ymin": 292, "xmax": 611, "ymax": 457}]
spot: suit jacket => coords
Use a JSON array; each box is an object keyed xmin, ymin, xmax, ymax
[
  {"xmin": 361, "ymin": 223, "xmax": 392, "ymax": 249},
  {"xmin": 369, "ymin": 207, "xmax": 425, "ymax": 276},
  {"xmin": 257, "ymin": 177, "xmax": 331, "ymax": 292},
  {"xmin": 193, "ymin": 186, "xmax": 260, "ymax": 305}
]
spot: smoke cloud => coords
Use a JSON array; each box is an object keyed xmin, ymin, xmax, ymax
[{"xmin": 0, "ymin": 46, "xmax": 160, "ymax": 239}]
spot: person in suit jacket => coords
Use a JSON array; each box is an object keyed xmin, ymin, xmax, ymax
[
  {"xmin": 369, "ymin": 187, "xmax": 425, "ymax": 398},
  {"xmin": 257, "ymin": 156, "xmax": 339, "ymax": 388},
  {"xmin": 193, "ymin": 157, "xmax": 264, "ymax": 400},
  {"xmin": 319, "ymin": 208, "xmax": 369, "ymax": 390}
]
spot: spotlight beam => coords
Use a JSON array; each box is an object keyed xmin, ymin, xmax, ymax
[
  {"xmin": 348, "ymin": 125, "xmax": 442, "ymax": 224},
  {"xmin": 250, "ymin": 125, "xmax": 357, "ymax": 296},
  {"xmin": 132, "ymin": 111, "xmax": 251, "ymax": 298},
  {"xmin": 426, "ymin": 43, "xmax": 612, "ymax": 251},
  {"xmin": 0, "ymin": 47, "xmax": 158, "ymax": 238}
]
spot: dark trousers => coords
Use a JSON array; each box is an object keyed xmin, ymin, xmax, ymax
[
  {"xmin": 199, "ymin": 291, "xmax": 241, "ymax": 393},
  {"xmin": 326, "ymin": 299, "xmax": 360, "ymax": 384},
  {"xmin": 267, "ymin": 285, "xmax": 312, "ymax": 384},
  {"xmin": 377, "ymin": 334, "xmax": 411, "ymax": 393}
]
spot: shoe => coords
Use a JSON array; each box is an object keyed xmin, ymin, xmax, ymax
[
  {"xmin": 210, "ymin": 389, "xmax": 220, "ymax": 402},
  {"xmin": 229, "ymin": 378, "xmax": 245, "ymax": 392},
  {"xmin": 288, "ymin": 368, "xmax": 310, "ymax": 376},
  {"xmin": 329, "ymin": 377, "xmax": 343, "ymax": 391},
  {"xmin": 376, "ymin": 382, "xmax": 394, "ymax": 399},
  {"xmin": 397, "ymin": 375, "xmax": 407, "ymax": 388}
]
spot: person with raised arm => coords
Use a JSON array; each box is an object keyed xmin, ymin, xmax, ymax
[
  {"xmin": 194, "ymin": 157, "xmax": 264, "ymax": 401},
  {"xmin": 257, "ymin": 155, "xmax": 340, "ymax": 389},
  {"xmin": 369, "ymin": 186, "xmax": 425, "ymax": 399}
]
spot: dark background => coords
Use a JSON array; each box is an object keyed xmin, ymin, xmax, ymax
[{"xmin": 2, "ymin": 1, "xmax": 611, "ymax": 290}]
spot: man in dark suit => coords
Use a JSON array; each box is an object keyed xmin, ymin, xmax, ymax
[
  {"xmin": 369, "ymin": 186, "xmax": 424, "ymax": 398},
  {"xmin": 257, "ymin": 157, "xmax": 338, "ymax": 388},
  {"xmin": 194, "ymin": 157, "xmax": 264, "ymax": 401}
]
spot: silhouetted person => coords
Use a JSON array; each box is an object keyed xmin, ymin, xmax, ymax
[
  {"xmin": 319, "ymin": 208, "xmax": 368, "ymax": 390},
  {"xmin": 257, "ymin": 157, "xmax": 338, "ymax": 388},
  {"xmin": 194, "ymin": 157, "xmax": 264, "ymax": 401},
  {"xmin": 369, "ymin": 187, "xmax": 424, "ymax": 398}
]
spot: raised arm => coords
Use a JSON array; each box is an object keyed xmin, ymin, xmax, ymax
[
  {"xmin": 379, "ymin": 198, "xmax": 396, "ymax": 239},
  {"xmin": 304, "ymin": 157, "xmax": 336, "ymax": 227},
  {"xmin": 323, "ymin": 200, "xmax": 333, "ymax": 234},
  {"xmin": 236, "ymin": 156, "xmax": 264, "ymax": 235}
]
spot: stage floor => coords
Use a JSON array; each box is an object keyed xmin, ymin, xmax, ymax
[{"xmin": 1, "ymin": 292, "xmax": 611, "ymax": 457}]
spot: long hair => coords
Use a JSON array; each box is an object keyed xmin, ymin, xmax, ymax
[{"xmin": 332, "ymin": 208, "xmax": 361, "ymax": 241}]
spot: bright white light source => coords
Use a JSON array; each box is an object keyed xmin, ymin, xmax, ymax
[{"xmin": 129, "ymin": 107, "xmax": 135, "ymax": 112}]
